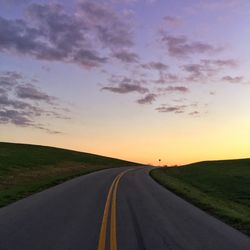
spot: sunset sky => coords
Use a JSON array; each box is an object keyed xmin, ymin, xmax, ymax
[{"xmin": 1, "ymin": 0, "xmax": 250, "ymax": 165}]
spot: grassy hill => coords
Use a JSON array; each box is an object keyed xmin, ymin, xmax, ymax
[
  {"xmin": 150, "ymin": 159, "xmax": 250, "ymax": 236},
  {"xmin": 0, "ymin": 142, "xmax": 140, "ymax": 207}
]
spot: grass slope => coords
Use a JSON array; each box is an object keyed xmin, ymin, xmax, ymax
[
  {"xmin": 150, "ymin": 159, "xmax": 250, "ymax": 236},
  {"xmin": 0, "ymin": 142, "xmax": 139, "ymax": 207}
]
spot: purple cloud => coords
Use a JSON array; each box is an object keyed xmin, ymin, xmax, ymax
[
  {"xmin": 222, "ymin": 76, "xmax": 244, "ymax": 83},
  {"xmin": 161, "ymin": 34, "xmax": 222, "ymax": 58},
  {"xmin": 137, "ymin": 93, "xmax": 157, "ymax": 104},
  {"xmin": 163, "ymin": 16, "xmax": 182, "ymax": 28},
  {"xmin": 156, "ymin": 105, "xmax": 186, "ymax": 113},
  {"xmin": 158, "ymin": 86, "xmax": 189, "ymax": 93},
  {"xmin": 155, "ymin": 73, "xmax": 179, "ymax": 84},
  {"xmin": 72, "ymin": 49, "xmax": 107, "ymax": 68},
  {"xmin": 113, "ymin": 50, "xmax": 139, "ymax": 63},
  {"xmin": 0, "ymin": 2, "xmax": 134, "ymax": 68},
  {"xmin": 156, "ymin": 102, "xmax": 203, "ymax": 115},
  {"xmin": 102, "ymin": 83, "xmax": 148, "ymax": 94},
  {"xmin": 15, "ymin": 84, "xmax": 55, "ymax": 103},
  {"xmin": 205, "ymin": 59, "xmax": 237, "ymax": 68},
  {"xmin": 0, "ymin": 71, "xmax": 23, "ymax": 89},
  {"xmin": 142, "ymin": 61, "xmax": 168, "ymax": 71},
  {"xmin": 182, "ymin": 59, "xmax": 237, "ymax": 82},
  {"xmin": 0, "ymin": 109, "xmax": 32, "ymax": 126},
  {"xmin": 78, "ymin": 1, "xmax": 133, "ymax": 49},
  {"xmin": 0, "ymin": 71, "xmax": 70, "ymax": 133}
]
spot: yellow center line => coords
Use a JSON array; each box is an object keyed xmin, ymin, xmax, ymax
[
  {"xmin": 110, "ymin": 173, "xmax": 124, "ymax": 250},
  {"xmin": 98, "ymin": 173, "xmax": 122, "ymax": 250},
  {"xmin": 98, "ymin": 169, "xmax": 133, "ymax": 250}
]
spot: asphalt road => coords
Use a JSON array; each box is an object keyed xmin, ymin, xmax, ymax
[{"xmin": 0, "ymin": 166, "xmax": 249, "ymax": 250}]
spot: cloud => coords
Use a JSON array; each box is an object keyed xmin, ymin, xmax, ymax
[
  {"xmin": 101, "ymin": 75, "xmax": 149, "ymax": 94},
  {"xmin": 113, "ymin": 50, "xmax": 139, "ymax": 63},
  {"xmin": 189, "ymin": 111, "xmax": 199, "ymax": 116},
  {"xmin": 183, "ymin": 63, "xmax": 209, "ymax": 81},
  {"xmin": 0, "ymin": 88, "xmax": 6, "ymax": 95},
  {"xmin": 0, "ymin": 93, "xmax": 38, "ymax": 111},
  {"xmin": 0, "ymin": 109, "xmax": 32, "ymax": 126},
  {"xmin": 0, "ymin": 71, "xmax": 23, "ymax": 89},
  {"xmin": 206, "ymin": 59, "xmax": 237, "ymax": 67},
  {"xmin": 182, "ymin": 59, "xmax": 237, "ymax": 82},
  {"xmin": 156, "ymin": 105, "xmax": 186, "ymax": 113},
  {"xmin": 161, "ymin": 33, "xmax": 222, "ymax": 58},
  {"xmin": 137, "ymin": 93, "xmax": 157, "ymax": 104},
  {"xmin": 78, "ymin": 1, "xmax": 133, "ymax": 49},
  {"xmin": 0, "ymin": 108, "xmax": 62, "ymax": 134},
  {"xmin": 72, "ymin": 49, "xmax": 108, "ymax": 68},
  {"xmin": 194, "ymin": 0, "xmax": 241, "ymax": 12},
  {"xmin": 0, "ymin": 71, "xmax": 70, "ymax": 133},
  {"xmin": 15, "ymin": 84, "xmax": 55, "ymax": 103},
  {"xmin": 158, "ymin": 86, "xmax": 189, "ymax": 93},
  {"xmin": 155, "ymin": 73, "xmax": 179, "ymax": 84},
  {"xmin": 0, "ymin": 2, "xmax": 134, "ymax": 68},
  {"xmin": 173, "ymin": 98, "xmax": 187, "ymax": 103},
  {"xmin": 0, "ymin": 7, "xmax": 93, "ymax": 67},
  {"xmin": 102, "ymin": 83, "xmax": 148, "ymax": 94},
  {"xmin": 156, "ymin": 102, "xmax": 202, "ymax": 115},
  {"xmin": 142, "ymin": 61, "xmax": 168, "ymax": 71},
  {"xmin": 163, "ymin": 16, "xmax": 182, "ymax": 28},
  {"xmin": 0, "ymin": 0, "xmax": 32, "ymax": 5},
  {"xmin": 222, "ymin": 76, "xmax": 244, "ymax": 83}
]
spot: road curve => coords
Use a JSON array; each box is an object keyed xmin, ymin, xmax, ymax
[{"xmin": 0, "ymin": 166, "xmax": 249, "ymax": 250}]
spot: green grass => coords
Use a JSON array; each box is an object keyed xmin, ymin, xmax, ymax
[
  {"xmin": 150, "ymin": 159, "xmax": 250, "ymax": 236},
  {"xmin": 0, "ymin": 142, "xmax": 140, "ymax": 207}
]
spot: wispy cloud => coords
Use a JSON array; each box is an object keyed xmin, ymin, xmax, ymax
[
  {"xmin": 182, "ymin": 59, "xmax": 238, "ymax": 82},
  {"xmin": 155, "ymin": 73, "xmax": 179, "ymax": 84},
  {"xmin": 222, "ymin": 76, "xmax": 244, "ymax": 83},
  {"xmin": 189, "ymin": 111, "xmax": 200, "ymax": 116},
  {"xmin": 0, "ymin": 71, "xmax": 70, "ymax": 133},
  {"xmin": 156, "ymin": 101, "xmax": 204, "ymax": 116},
  {"xmin": 15, "ymin": 84, "xmax": 55, "ymax": 103},
  {"xmin": 161, "ymin": 33, "xmax": 222, "ymax": 58},
  {"xmin": 163, "ymin": 16, "xmax": 182, "ymax": 28},
  {"xmin": 158, "ymin": 86, "xmax": 189, "ymax": 93},
  {"xmin": 102, "ymin": 83, "xmax": 148, "ymax": 94},
  {"xmin": 156, "ymin": 105, "xmax": 186, "ymax": 113}
]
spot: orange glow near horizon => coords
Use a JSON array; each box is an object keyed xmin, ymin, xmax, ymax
[{"xmin": 1, "ymin": 109, "xmax": 250, "ymax": 166}]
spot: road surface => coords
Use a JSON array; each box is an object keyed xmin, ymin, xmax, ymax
[{"xmin": 0, "ymin": 166, "xmax": 249, "ymax": 250}]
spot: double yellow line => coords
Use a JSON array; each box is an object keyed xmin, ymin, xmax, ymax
[{"xmin": 98, "ymin": 169, "xmax": 132, "ymax": 250}]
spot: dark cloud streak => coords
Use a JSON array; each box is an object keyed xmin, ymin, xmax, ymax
[
  {"xmin": 102, "ymin": 83, "xmax": 148, "ymax": 94},
  {"xmin": 137, "ymin": 93, "xmax": 157, "ymax": 104},
  {"xmin": 156, "ymin": 105, "xmax": 186, "ymax": 113},
  {"xmin": 158, "ymin": 86, "xmax": 189, "ymax": 93}
]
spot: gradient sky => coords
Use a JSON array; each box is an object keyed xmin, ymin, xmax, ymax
[{"xmin": 1, "ymin": 0, "xmax": 250, "ymax": 165}]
